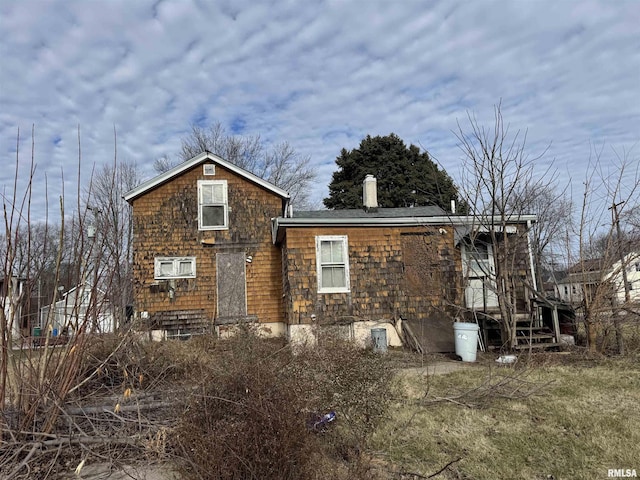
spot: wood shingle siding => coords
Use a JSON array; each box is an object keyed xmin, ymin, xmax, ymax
[
  {"xmin": 282, "ymin": 225, "xmax": 462, "ymax": 326},
  {"xmin": 130, "ymin": 161, "xmax": 285, "ymax": 326}
]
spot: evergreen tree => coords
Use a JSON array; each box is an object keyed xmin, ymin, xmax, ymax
[{"xmin": 323, "ymin": 133, "xmax": 463, "ymax": 211}]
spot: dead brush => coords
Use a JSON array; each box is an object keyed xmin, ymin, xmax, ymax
[
  {"xmin": 421, "ymin": 366, "xmax": 553, "ymax": 409},
  {"xmin": 172, "ymin": 329, "xmax": 394, "ymax": 480},
  {"xmin": 76, "ymin": 330, "xmax": 219, "ymax": 396}
]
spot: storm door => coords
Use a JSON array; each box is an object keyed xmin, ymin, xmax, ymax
[
  {"xmin": 216, "ymin": 252, "xmax": 247, "ymax": 320},
  {"xmin": 464, "ymin": 239, "xmax": 499, "ymax": 309}
]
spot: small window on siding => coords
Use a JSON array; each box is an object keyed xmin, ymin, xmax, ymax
[
  {"xmin": 316, "ymin": 235, "xmax": 350, "ymax": 293},
  {"xmin": 154, "ymin": 257, "xmax": 196, "ymax": 279},
  {"xmin": 203, "ymin": 164, "xmax": 215, "ymax": 175},
  {"xmin": 198, "ymin": 180, "xmax": 228, "ymax": 230}
]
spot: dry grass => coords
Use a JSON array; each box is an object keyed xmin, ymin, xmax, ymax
[
  {"xmin": 8, "ymin": 331, "xmax": 639, "ymax": 479},
  {"xmin": 374, "ymin": 354, "xmax": 640, "ymax": 479}
]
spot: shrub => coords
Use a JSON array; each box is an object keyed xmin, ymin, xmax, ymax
[{"xmin": 173, "ymin": 329, "xmax": 393, "ymax": 480}]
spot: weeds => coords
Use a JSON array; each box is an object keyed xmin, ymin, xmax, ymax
[
  {"xmin": 172, "ymin": 329, "xmax": 393, "ymax": 480},
  {"xmin": 5, "ymin": 325, "xmax": 639, "ymax": 479}
]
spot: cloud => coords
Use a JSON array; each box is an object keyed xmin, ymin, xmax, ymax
[{"xmin": 0, "ymin": 0, "xmax": 638, "ymax": 221}]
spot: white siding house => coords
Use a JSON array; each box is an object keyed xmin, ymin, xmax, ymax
[
  {"xmin": 603, "ymin": 251, "xmax": 640, "ymax": 304},
  {"xmin": 38, "ymin": 283, "xmax": 115, "ymax": 336},
  {"xmin": 555, "ymin": 252, "xmax": 640, "ymax": 306},
  {"xmin": 1, "ymin": 276, "xmax": 25, "ymax": 339}
]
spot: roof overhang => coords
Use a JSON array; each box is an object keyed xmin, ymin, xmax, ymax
[
  {"xmin": 272, "ymin": 214, "xmax": 537, "ymax": 244},
  {"xmin": 124, "ymin": 151, "xmax": 290, "ymax": 203},
  {"xmin": 453, "ymin": 224, "xmax": 525, "ymax": 245}
]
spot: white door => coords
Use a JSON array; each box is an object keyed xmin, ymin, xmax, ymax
[
  {"xmin": 464, "ymin": 240, "xmax": 498, "ymax": 309},
  {"xmin": 465, "ymin": 278, "xmax": 499, "ymax": 309}
]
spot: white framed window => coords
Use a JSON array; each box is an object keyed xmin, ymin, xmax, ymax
[
  {"xmin": 316, "ymin": 235, "xmax": 350, "ymax": 293},
  {"xmin": 154, "ymin": 257, "xmax": 196, "ymax": 279},
  {"xmin": 462, "ymin": 239, "xmax": 494, "ymax": 278},
  {"xmin": 203, "ymin": 164, "xmax": 216, "ymax": 175},
  {"xmin": 198, "ymin": 180, "xmax": 228, "ymax": 230}
]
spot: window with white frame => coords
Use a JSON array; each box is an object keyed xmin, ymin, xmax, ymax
[
  {"xmin": 198, "ymin": 180, "xmax": 228, "ymax": 230},
  {"xmin": 154, "ymin": 257, "xmax": 196, "ymax": 279},
  {"xmin": 316, "ymin": 235, "xmax": 350, "ymax": 293}
]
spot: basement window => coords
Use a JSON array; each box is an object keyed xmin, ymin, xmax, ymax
[
  {"xmin": 316, "ymin": 235, "xmax": 350, "ymax": 293},
  {"xmin": 154, "ymin": 257, "xmax": 196, "ymax": 279},
  {"xmin": 198, "ymin": 180, "xmax": 228, "ymax": 230}
]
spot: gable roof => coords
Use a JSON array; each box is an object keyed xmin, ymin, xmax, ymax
[
  {"xmin": 566, "ymin": 258, "xmax": 605, "ymax": 274},
  {"xmin": 124, "ymin": 151, "xmax": 290, "ymax": 203},
  {"xmin": 61, "ymin": 282, "xmax": 107, "ymax": 299}
]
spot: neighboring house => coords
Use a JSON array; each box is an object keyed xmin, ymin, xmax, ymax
[
  {"xmin": 1, "ymin": 276, "xmax": 26, "ymax": 339},
  {"xmin": 555, "ymin": 259, "xmax": 603, "ymax": 305},
  {"xmin": 603, "ymin": 251, "xmax": 640, "ymax": 304},
  {"xmin": 555, "ymin": 253, "xmax": 640, "ymax": 306},
  {"xmin": 125, "ymin": 152, "xmax": 540, "ymax": 351},
  {"xmin": 38, "ymin": 283, "xmax": 115, "ymax": 337}
]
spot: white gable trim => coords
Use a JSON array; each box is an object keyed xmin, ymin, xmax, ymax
[{"xmin": 124, "ymin": 152, "xmax": 290, "ymax": 202}]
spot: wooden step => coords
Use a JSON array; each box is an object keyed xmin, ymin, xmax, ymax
[{"xmin": 517, "ymin": 333, "xmax": 555, "ymax": 340}]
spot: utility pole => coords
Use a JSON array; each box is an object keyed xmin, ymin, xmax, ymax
[
  {"xmin": 610, "ymin": 201, "xmax": 631, "ymax": 303},
  {"xmin": 609, "ymin": 200, "xmax": 627, "ymax": 356}
]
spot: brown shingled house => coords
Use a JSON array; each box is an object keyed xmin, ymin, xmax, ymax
[{"xmin": 125, "ymin": 152, "xmax": 543, "ymax": 351}]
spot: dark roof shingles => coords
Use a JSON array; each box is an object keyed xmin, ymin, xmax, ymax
[{"xmin": 293, "ymin": 206, "xmax": 448, "ymax": 219}]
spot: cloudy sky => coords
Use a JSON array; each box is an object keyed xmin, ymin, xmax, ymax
[{"xmin": 1, "ymin": 0, "xmax": 639, "ymax": 218}]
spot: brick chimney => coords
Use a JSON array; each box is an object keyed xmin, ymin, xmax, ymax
[{"xmin": 363, "ymin": 174, "xmax": 378, "ymax": 209}]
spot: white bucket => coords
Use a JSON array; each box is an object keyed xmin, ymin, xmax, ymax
[
  {"xmin": 453, "ymin": 322, "xmax": 480, "ymax": 362},
  {"xmin": 559, "ymin": 334, "xmax": 575, "ymax": 346}
]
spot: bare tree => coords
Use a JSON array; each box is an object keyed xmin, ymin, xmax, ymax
[
  {"xmin": 165, "ymin": 123, "xmax": 316, "ymax": 208},
  {"xmin": 455, "ymin": 103, "xmax": 555, "ymax": 349},
  {"xmin": 622, "ymin": 204, "xmax": 640, "ymax": 232},
  {"xmin": 0, "ymin": 127, "xmax": 140, "ymax": 475},
  {"xmin": 508, "ymin": 182, "xmax": 573, "ymax": 291},
  {"xmin": 573, "ymin": 145, "xmax": 640, "ymax": 353},
  {"xmin": 179, "ymin": 123, "xmax": 263, "ymax": 169},
  {"xmin": 85, "ymin": 158, "xmax": 139, "ymax": 330}
]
